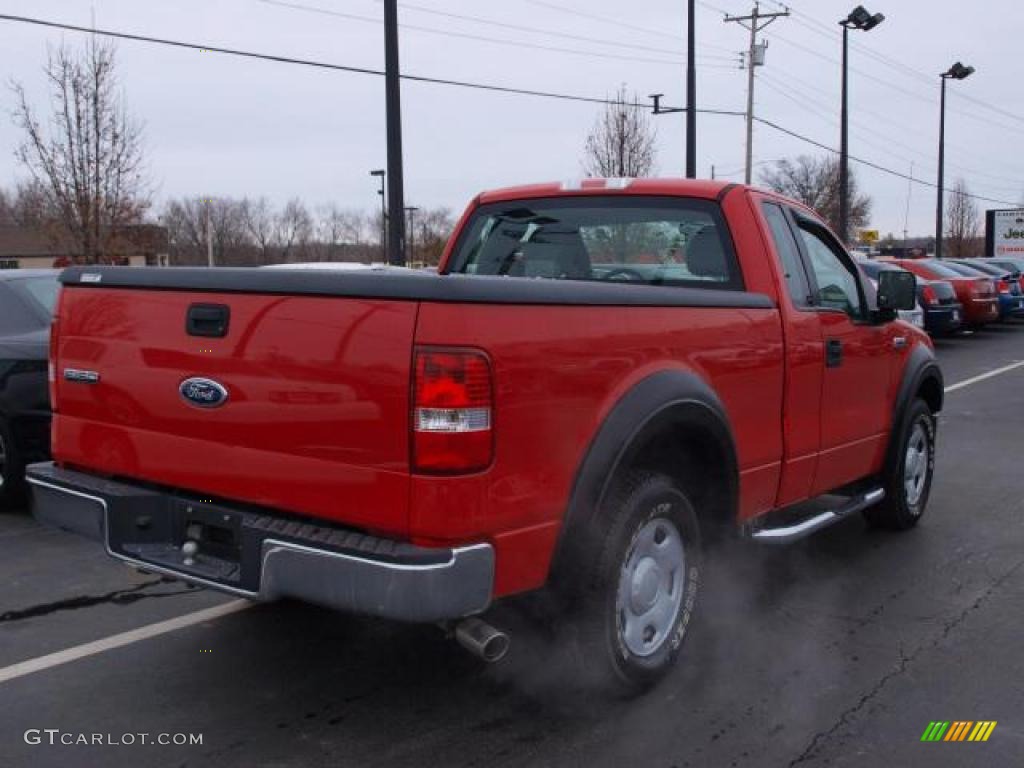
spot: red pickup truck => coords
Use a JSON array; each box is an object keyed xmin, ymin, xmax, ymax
[{"xmin": 29, "ymin": 179, "xmax": 942, "ymax": 693}]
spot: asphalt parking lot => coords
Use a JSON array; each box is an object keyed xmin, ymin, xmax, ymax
[{"xmin": 2, "ymin": 324, "xmax": 1022, "ymax": 768}]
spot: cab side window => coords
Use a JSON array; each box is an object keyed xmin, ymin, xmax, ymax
[
  {"xmin": 795, "ymin": 223, "xmax": 865, "ymax": 320},
  {"xmin": 761, "ymin": 203, "xmax": 811, "ymax": 307}
]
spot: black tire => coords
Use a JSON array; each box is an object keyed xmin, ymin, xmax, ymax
[
  {"xmin": 865, "ymin": 398, "xmax": 936, "ymax": 530},
  {"xmin": 558, "ymin": 471, "xmax": 702, "ymax": 696},
  {"xmin": 0, "ymin": 417, "xmax": 26, "ymax": 511}
]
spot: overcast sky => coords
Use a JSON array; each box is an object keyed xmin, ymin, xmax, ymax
[{"xmin": 1, "ymin": 0, "xmax": 1022, "ymax": 237}]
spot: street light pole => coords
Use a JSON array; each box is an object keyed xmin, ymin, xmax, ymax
[
  {"xmin": 370, "ymin": 169, "xmax": 386, "ymax": 262},
  {"xmin": 838, "ymin": 5, "xmax": 884, "ymax": 245},
  {"xmin": 383, "ymin": 0, "xmax": 406, "ymax": 266},
  {"xmin": 840, "ymin": 22, "xmax": 849, "ymax": 243},
  {"xmin": 404, "ymin": 206, "xmax": 419, "ymax": 267},
  {"xmin": 936, "ymin": 62, "xmax": 975, "ymax": 259}
]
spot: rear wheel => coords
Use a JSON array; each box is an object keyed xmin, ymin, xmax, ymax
[
  {"xmin": 559, "ymin": 471, "xmax": 702, "ymax": 695},
  {"xmin": 0, "ymin": 417, "xmax": 26, "ymax": 511},
  {"xmin": 865, "ymin": 398, "xmax": 935, "ymax": 530}
]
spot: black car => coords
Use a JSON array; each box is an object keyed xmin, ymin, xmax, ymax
[
  {"xmin": 857, "ymin": 259, "xmax": 963, "ymax": 335},
  {"xmin": 0, "ymin": 270, "xmax": 58, "ymax": 508}
]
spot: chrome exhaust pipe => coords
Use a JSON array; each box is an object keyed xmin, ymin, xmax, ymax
[{"xmin": 452, "ymin": 617, "xmax": 510, "ymax": 663}]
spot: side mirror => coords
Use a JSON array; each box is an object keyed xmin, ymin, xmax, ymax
[{"xmin": 877, "ymin": 270, "xmax": 916, "ymax": 312}]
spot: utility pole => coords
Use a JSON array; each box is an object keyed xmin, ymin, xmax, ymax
[
  {"xmin": 725, "ymin": 3, "xmax": 788, "ymax": 185},
  {"xmin": 649, "ymin": 0, "xmax": 699, "ymax": 177},
  {"xmin": 383, "ymin": 0, "xmax": 406, "ymax": 266},
  {"xmin": 686, "ymin": 0, "xmax": 696, "ymax": 178}
]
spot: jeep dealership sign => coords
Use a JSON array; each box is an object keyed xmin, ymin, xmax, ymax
[{"xmin": 986, "ymin": 208, "xmax": 1024, "ymax": 256}]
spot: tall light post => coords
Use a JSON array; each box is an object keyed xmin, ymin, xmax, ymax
[
  {"xmin": 935, "ymin": 62, "xmax": 975, "ymax": 259},
  {"xmin": 383, "ymin": 0, "xmax": 406, "ymax": 266},
  {"xmin": 404, "ymin": 206, "xmax": 419, "ymax": 267},
  {"xmin": 839, "ymin": 5, "xmax": 884, "ymax": 245},
  {"xmin": 370, "ymin": 169, "xmax": 386, "ymax": 261}
]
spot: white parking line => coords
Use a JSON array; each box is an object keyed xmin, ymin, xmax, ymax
[
  {"xmin": 944, "ymin": 360, "xmax": 1024, "ymax": 393},
  {"xmin": 0, "ymin": 599, "xmax": 251, "ymax": 686}
]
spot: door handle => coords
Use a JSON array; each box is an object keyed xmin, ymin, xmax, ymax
[
  {"xmin": 893, "ymin": 336, "xmax": 907, "ymax": 350},
  {"xmin": 186, "ymin": 303, "xmax": 230, "ymax": 338},
  {"xmin": 825, "ymin": 338, "xmax": 843, "ymax": 368}
]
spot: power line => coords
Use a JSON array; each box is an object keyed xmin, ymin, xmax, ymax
[
  {"xmin": 256, "ymin": 0, "xmax": 739, "ymax": 68},
  {"xmin": 772, "ymin": 0, "xmax": 1024, "ymax": 128},
  {"xmin": 362, "ymin": 0, "xmax": 740, "ymax": 61},
  {"xmin": 760, "ymin": 72, "xmax": 1024, "ymax": 192},
  {"xmin": 520, "ymin": 0, "xmax": 737, "ymax": 53},
  {"xmin": 753, "ymin": 116, "xmax": 1019, "ymax": 206},
  {"xmin": 0, "ymin": 12, "xmax": 745, "ymax": 113},
  {"xmin": 0, "ymin": 11, "xmax": 1016, "ymax": 208}
]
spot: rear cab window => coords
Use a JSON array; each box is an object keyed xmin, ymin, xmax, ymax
[{"xmin": 445, "ymin": 196, "xmax": 744, "ymax": 291}]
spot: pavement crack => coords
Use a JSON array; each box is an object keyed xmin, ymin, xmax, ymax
[
  {"xmin": 786, "ymin": 557, "xmax": 1024, "ymax": 767},
  {"xmin": 0, "ymin": 576, "xmax": 200, "ymax": 624}
]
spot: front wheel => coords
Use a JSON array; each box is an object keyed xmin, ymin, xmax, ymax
[
  {"xmin": 865, "ymin": 398, "xmax": 936, "ymax": 530},
  {"xmin": 559, "ymin": 472, "xmax": 702, "ymax": 695}
]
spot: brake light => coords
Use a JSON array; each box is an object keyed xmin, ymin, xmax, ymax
[
  {"xmin": 920, "ymin": 285, "xmax": 937, "ymax": 306},
  {"xmin": 997, "ymin": 279, "xmax": 1009, "ymax": 294},
  {"xmin": 412, "ymin": 348, "xmax": 493, "ymax": 473},
  {"xmin": 48, "ymin": 316, "xmax": 59, "ymax": 412}
]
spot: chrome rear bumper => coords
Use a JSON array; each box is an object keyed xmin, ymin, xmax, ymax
[{"xmin": 26, "ymin": 462, "xmax": 493, "ymax": 623}]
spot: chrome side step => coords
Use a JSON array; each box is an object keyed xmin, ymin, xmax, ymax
[{"xmin": 748, "ymin": 488, "xmax": 885, "ymax": 545}]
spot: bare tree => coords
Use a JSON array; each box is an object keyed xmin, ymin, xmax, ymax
[
  {"xmin": 759, "ymin": 155, "xmax": 871, "ymax": 241},
  {"xmin": 163, "ymin": 197, "xmax": 251, "ymax": 265},
  {"xmin": 412, "ymin": 207, "xmax": 455, "ymax": 266},
  {"xmin": 11, "ymin": 39, "xmax": 149, "ymax": 263},
  {"xmin": 582, "ymin": 87, "xmax": 657, "ymax": 178},
  {"xmin": 241, "ymin": 197, "xmax": 275, "ymax": 263},
  {"xmin": 314, "ymin": 204, "xmax": 368, "ymax": 261},
  {"xmin": 945, "ymin": 178, "xmax": 982, "ymax": 258},
  {"xmin": 273, "ymin": 198, "xmax": 314, "ymax": 263}
]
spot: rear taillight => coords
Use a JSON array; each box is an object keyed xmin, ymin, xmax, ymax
[
  {"xmin": 920, "ymin": 285, "xmax": 937, "ymax": 306},
  {"xmin": 412, "ymin": 348, "xmax": 493, "ymax": 473},
  {"xmin": 48, "ymin": 316, "xmax": 59, "ymax": 412}
]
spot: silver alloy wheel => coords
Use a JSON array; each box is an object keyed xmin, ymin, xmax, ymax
[
  {"xmin": 0, "ymin": 430, "xmax": 6, "ymax": 490},
  {"xmin": 615, "ymin": 509, "xmax": 685, "ymax": 658},
  {"xmin": 904, "ymin": 422, "xmax": 930, "ymax": 508}
]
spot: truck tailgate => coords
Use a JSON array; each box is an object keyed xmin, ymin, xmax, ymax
[{"xmin": 53, "ymin": 285, "xmax": 417, "ymax": 535}]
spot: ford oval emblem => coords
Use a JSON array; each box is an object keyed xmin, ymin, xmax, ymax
[{"xmin": 179, "ymin": 377, "xmax": 229, "ymax": 408}]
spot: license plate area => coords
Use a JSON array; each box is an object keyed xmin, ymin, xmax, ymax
[{"xmin": 108, "ymin": 497, "xmax": 245, "ymax": 586}]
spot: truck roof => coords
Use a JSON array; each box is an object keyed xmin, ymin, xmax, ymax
[{"xmin": 476, "ymin": 178, "xmax": 738, "ymax": 205}]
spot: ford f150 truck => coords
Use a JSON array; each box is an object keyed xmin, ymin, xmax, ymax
[{"xmin": 28, "ymin": 179, "xmax": 942, "ymax": 693}]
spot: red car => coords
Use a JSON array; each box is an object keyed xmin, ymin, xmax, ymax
[
  {"xmin": 29, "ymin": 180, "xmax": 942, "ymax": 693},
  {"xmin": 884, "ymin": 258, "xmax": 998, "ymax": 327}
]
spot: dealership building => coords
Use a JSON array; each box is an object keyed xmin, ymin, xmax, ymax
[{"xmin": 0, "ymin": 224, "xmax": 169, "ymax": 269}]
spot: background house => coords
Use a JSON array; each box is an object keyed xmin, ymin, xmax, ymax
[{"xmin": 0, "ymin": 224, "xmax": 169, "ymax": 269}]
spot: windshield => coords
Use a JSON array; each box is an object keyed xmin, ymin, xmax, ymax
[{"xmin": 447, "ymin": 197, "xmax": 743, "ymax": 290}]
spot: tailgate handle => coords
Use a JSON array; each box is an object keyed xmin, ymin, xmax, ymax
[{"xmin": 186, "ymin": 304, "xmax": 230, "ymax": 338}]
